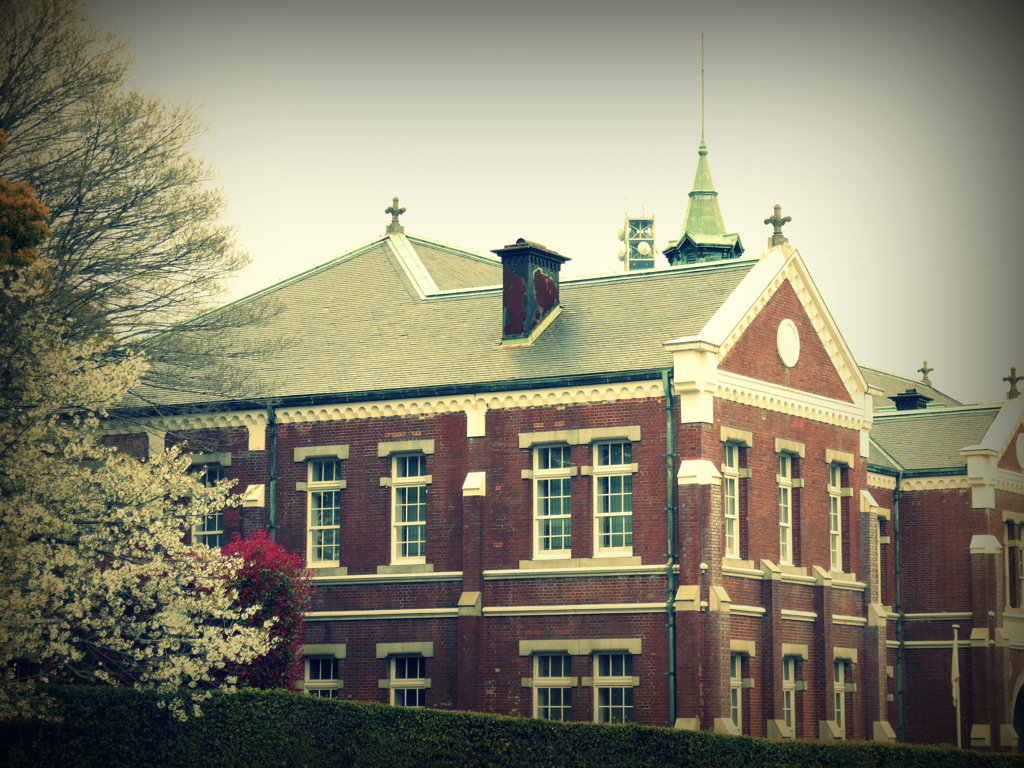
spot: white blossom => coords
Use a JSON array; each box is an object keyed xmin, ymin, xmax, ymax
[{"xmin": 0, "ymin": 261, "xmax": 273, "ymax": 720}]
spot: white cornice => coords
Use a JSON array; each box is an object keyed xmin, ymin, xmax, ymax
[
  {"xmin": 100, "ymin": 409, "xmax": 269, "ymax": 451},
  {"xmin": 101, "ymin": 409, "xmax": 268, "ymax": 434},
  {"xmin": 716, "ymin": 371, "xmax": 869, "ymax": 430},
  {"xmin": 996, "ymin": 469, "xmax": 1024, "ymax": 496},
  {"xmin": 868, "ymin": 473, "xmax": 897, "ymax": 490},
  {"xmin": 105, "ymin": 381, "xmax": 670, "ymax": 436},
  {"xmin": 275, "ymin": 381, "xmax": 664, "ymax": 424},
  {"xmin": 899, "ymin": 476, "xmax": 969, "ymax": 492}
]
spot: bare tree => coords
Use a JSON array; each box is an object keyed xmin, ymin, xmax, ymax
[{"xmin": 0, "ymin": 0, "xmax": 275, "ymax": 406}]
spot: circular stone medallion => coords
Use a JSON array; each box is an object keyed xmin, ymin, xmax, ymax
[
  {"xmin": 777, "ymin": 318, "xmax": 801, "ymax": 368},
  {"xmin": 1016, "ymin": 433, "xmax": 1024, "ymax": 470}
]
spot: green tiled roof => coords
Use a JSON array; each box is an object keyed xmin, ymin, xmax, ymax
[
  {"xmin": 135, "ymin": 235, "xmax": 758, "ymax": 409},
  {"xmin": 679, "ymin": 140, "xmax": 742, "ymax": 247},
  {"xmin": 869, "ymin": 406, "xmax": 1001, "ymax": 472},
  {"xmin": 860, "ymin": 365, "xmax": 962, "ymax": 411}
]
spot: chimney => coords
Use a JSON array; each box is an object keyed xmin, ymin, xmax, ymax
[
  {"xmin": 492, "ymin": 238, "xmax": 570, "ymax": 343},
  {"xmin": 889, "ymin": 388, "xmax": 933, "ymax": 411}
]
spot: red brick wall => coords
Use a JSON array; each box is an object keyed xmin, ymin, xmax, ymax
[
  {"xmin": 713, "ymin": 399, "xmax": 865, "ymax": 577},
  {"xmin": 719, "ymin": 279, "xmax": 853, "ymax": 404},
  {"xmin": 997, "ymin": 424, "xmax": 1024, "ymax": 472},
  {"xmin": 897, "ymin": 487, "xmax": 974, "ymax": 614},
  {"xmin": 100, "ymin": 431, "xmax": 149, "ymax": 460},
  {"xmin": 101, "ymin": 386, "xmax": 898, "ymax": 737},
  {"xmin": 165, "ymin": 426, "xmax": 264, "ymax": 544}
]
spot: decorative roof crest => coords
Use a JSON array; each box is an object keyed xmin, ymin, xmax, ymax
[{"xmin": 385, "ymin": 196, "xmax": 406, "ymax": 234}]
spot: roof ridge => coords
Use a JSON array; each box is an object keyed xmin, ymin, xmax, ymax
[
  {"xmin": 406, "ymin": 233, "xmax": 499, "ymax": 265},
  {"xmin": 874, "ymin": 403, "xmax": 1002, "ymax": 419},
  {"xmin": 387, "ymin": 233, "xmax": 439, "ymax": 298},
  {"xmin": 562, "ymin": 255, "xmax": 760, "ymax": 286}
]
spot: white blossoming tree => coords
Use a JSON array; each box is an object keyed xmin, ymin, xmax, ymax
[{"xmin": 0, "ymin": 142, "xmax": 273, "ymax": 721}]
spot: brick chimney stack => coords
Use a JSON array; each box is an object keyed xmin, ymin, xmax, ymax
[{"xmin": 492, "ymin": 238, "xmax": 570, "ymax": 342}]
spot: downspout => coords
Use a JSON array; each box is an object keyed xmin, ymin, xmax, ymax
[
  {"xmin": 893, "ymin": 469, "xmax": 904, "ymax": 741},
  {"xmin": 266, "ymin": 402, "xmax": 278, "ymax": 540},
  {"xmin": 663, "ymin": 369, "xmax": 678, "ymax": 726}
]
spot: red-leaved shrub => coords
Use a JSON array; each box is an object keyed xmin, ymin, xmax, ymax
[{"xmin": 222, "ymin": 530, "xmax": 312, "ymax": 690}]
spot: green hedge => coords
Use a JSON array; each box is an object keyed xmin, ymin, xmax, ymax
[{"xmin": 1, "ymin": 686, "xmax": 1020, "ymax": 768}]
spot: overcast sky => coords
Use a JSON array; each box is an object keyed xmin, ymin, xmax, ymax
[{"xmin": 87, "ymin": 0, "xmax": 1023, "ymax": 405}]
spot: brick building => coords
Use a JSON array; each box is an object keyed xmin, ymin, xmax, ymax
[
  {"xmin": 106, "ymin": 141, "xmax": 1022, "ymax": 749},
  {"xmin": 864, "ymin": 379, "xmax": 1024, "ymax": 750}
]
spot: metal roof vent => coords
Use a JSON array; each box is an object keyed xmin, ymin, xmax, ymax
[{"xmin": 889, "ymin": 388, "xmax": 933, "ymax": 411}]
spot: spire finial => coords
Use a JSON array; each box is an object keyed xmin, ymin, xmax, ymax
[
  {"xmin": 764, "ymin": 204, "xmax": 792, "ymax": 247},
  {"xmin": 917, "ymin": 360, "xmax": 934, "ymax": 386},
  {"xmin": 701, "ymin": 32, "xmax": 705, "ymax": 142},
  {"xmin": 1004, "ymin": 366, "xmax": 1022, "ymax": 399},
  {"xmin": 385, "ymin": 196, "xmax": 406, "ymax": 234}
]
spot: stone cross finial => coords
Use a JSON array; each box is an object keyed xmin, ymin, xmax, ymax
[
  {"xmin": 385, "ymin": 196, "xmax": 406, "ymax": 234},
  {"xmin": 1004, "ymin": 366, "xmax": 1022, "ymax": 400},
  {"xmin": 764, "ymin": 204, "xmax": 792, "ymax": 247},
  {"xmin": 917, "ymin": 360, "xmax": 934, "ymax": 386}
]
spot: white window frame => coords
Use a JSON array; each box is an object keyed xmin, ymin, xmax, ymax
[
  {"xmin": 1019, "ymin": 541, "xmax": 1024, "ymax": 609},
  {"xmin": 305, "ymin": 657, "xmax": 340, "ymax": 698},
  {"xmin": 833, "ymin": 660, "xmax": 847, "ymax": 738},
  {"xmin": 392, "ymin": 453, "xmax": 428, "ymax": 564},
  {"xmin": 308, "ymin": 458, "xmax": 343, "ymax": 567},
  {"xmin": 730, "ymin": 652, "xmax": 743, "ymax": 733},
  {"xmin": 723, "ymin": 443, "xmax": 741, "ymax": 558},
  {"xmin": 782, "ymin": 656, "xmax": 796, "ymax": 732},
  {"xmin": 534, "ymin": 653, "xmax": 573, "ymax": 721},
  {"xmin": 390, "ymin": 655, "xmax": 427, "ymax": 707},
  {"xmin": 593, "ymin": 441, "xmax": 634, "ymax": 556},
  {"xmin": 593, "ymin": 652, "xmax": 634, "ymax": 723},
  {"xmin": 778, "ymin": 454, "xmax": 793, "ymax": 565},
  {"xmin": 828, "ymin": 464, "xmax": 843, "ymax": 571},
  {"xmin": 192, "ymin": 463, "xmax": 226, "ymax": 548},
  {"xmin": 534, "ymin": 445, "xmax": 573, "ymax": 558}
]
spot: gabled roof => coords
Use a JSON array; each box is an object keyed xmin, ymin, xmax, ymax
[
  {"xmin": 869, "ymin": 405, "xmax": 1002, "ymax": 473},
  {"xmin": 688, "ymin": 244, "xmax": 868, "ymax": 404},
  {"xmin": 136, "ymin": 233, "xmax": 758, "ymax": 409},
  {"xmin": 859, "ymin": 365, "xmax": 962, "ymax": 411}
]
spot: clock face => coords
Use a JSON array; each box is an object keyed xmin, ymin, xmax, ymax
[{"xmin": 777, "ymin": 318, "xmax": 800, "ymax": 368}]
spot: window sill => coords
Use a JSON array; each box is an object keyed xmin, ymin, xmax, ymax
[
  {"xmin": 307, "ymin": 565, "xmax": 347, "ymax": 576},
  {"xmin": 377, "ymin": 563, "xmax": 434, "ymax": 575},
  {"xmin": 723, "ymin": 557, "xmax": 755, "ymax": 569}
]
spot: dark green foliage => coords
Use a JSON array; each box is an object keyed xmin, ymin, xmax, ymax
[{"xmin": 2, "ymin": 686, "xmax": 1020, "ymax": 768}]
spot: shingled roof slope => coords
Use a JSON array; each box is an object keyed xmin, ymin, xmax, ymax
[
  {"xmin": 860, "ymin": 365, "xmax": 962, "ymax": 410},
  {"xmin": 869, "ymin": 406, "xmax": 1001, "ymax": 472},
  {"xmin": 867, "ymin": 439, "xmax": 902, "ymax": 472},
  {"xmin": 136, "ymin": 236, "xmax": 758, "ymax": 409},
  {"xmin": 409, "ymin": 236, "xmax": 502, "ymax": 290}
]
